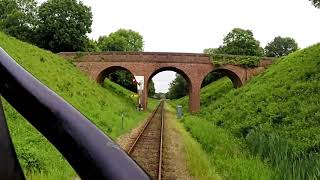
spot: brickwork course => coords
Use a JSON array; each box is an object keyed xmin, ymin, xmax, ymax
[{"xmin": 59, "ymin": 52, "xmax": 273, "ymax": 112}]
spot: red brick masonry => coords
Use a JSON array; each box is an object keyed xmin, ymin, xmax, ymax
[{"xmin": 59, "ymin": 52, "xmax": 273, "ymax": 113}]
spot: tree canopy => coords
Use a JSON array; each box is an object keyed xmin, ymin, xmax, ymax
[
  {"xmin": 0, "ymin": 0, "xmax": 38, "ymax": 43},
  {"xmin": 36, "ymin": 0, "xmax": 92, "ymax": 53},
  {"xmin": 203, "ymin": 48, "xmax": 223, "ymax": 54},
  {"xmin": 98, "ymin": 29, "xmax": 144, "ymax": 51},
  {"xmin": 265, "ymin": 36, "xmax": 298, "ymax": 57},
  {"xmin": 166, "ymin": 74, "xmax": 189, "ymax": 99},
  {"xmin": 148, "ymin": 80, "xmax": 155, "ymax": 97},
  {"xmin": 218, "ymin": 28, "xmax": 264, "ymax": 56},
  {"xmin": 310, "ymin": 0, "xmax": 320, "ymax": 8}
]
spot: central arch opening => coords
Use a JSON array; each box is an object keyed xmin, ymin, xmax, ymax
[{"xmin": 146, "ymin": 67, "xmax": 191, "ymax": 109}]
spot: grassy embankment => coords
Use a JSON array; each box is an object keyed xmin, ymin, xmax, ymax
[
  {"xmin": 172, "ymin": 44, "xmax": 320, "ymax": 179},
  {"xmin": 0, "ymin": 32, "xmax": 158, "ymax": 179},
  {"xmin": 165, "ymin": 103, "xmax": 222, "ymax": 180}
]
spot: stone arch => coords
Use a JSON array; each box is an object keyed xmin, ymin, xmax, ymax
[
  {"xmin": 96, "ymin": 66, "xmax": 136, "ymax": 85},
  {"xmin": 203, "ymin": 68, "xmax": 243, "ymax": 88},
  {"xmin": 147, "ymin": 66, "xmax": 192, "ymax": 90},
  {"xmin": 144, "ymin": 66, "xmax": 193, "ymax": 109}
]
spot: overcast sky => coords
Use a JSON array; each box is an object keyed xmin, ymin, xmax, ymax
[{"xmin": 38, "ymin": 0, "xmax": 320, "ymax": 93}]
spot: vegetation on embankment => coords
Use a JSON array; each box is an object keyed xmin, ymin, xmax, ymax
[
  {"xmin": 0, "ymin": 32, "xmax": 157, "ymax": 179},
  {"xmin": 165, "ymin": 104, "xmax": 222, "ymax": 180},
  {"xmin": 173, "ymin": 44, "xmax": 320, "ymax": 179}
]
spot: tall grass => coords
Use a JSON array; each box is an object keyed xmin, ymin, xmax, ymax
[
  {"xmin": 246, "ymin": 130, "xmax": 320, "ymax": 180},
  {"xmin": 165, "ymin": 104, "xmax": 221, "ymax": 180},
  {"xmin": 180, "ymin": 115, "xmax": 274, "ymax": 179}
]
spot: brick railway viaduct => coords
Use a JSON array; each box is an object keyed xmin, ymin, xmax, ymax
[{"xmin": 59, "ymin": 52, "xmax": 273, "ymax": 113}]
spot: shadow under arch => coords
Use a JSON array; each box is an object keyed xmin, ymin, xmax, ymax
[
  {"xmin": 96, "ymin": 66, "xmax": 136, "ymax": 87},
  {"xmin": 203, "ymin": 68, "xmax": 243, "ymax": 88},
  {"xmin": 146, "ymin": 66, "xmax": 192, "ymax": 99}
]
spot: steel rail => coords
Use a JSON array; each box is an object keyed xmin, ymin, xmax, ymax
[
  {"xmin": 158, "ymin": 102, "xmax": 164, "ymax": 180},
  {"xmin": 127, "ymin": 101, "xmax": 163, "ymax": 154},
  {"xmin": 0, "ymin": 48, "xmax": 149, "ymax": 180},
  {"xmin": 128, "ymin": 101, "xmax": 164, "ymax": 180}
]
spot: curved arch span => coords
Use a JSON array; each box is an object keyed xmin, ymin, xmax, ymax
[
  {"xmin": 147, "ymin": 66, "xmax": 192, "ymax": 87},
  {"xmin": 203, "ymin": 68, "xmax": 243, "ymax": 88},
  {"xmin": 96, "ymin": 66, "xmax": 136, "ymax": 85}
]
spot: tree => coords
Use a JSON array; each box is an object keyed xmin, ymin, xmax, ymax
[
  {"xmin": 36, "ymin": 0, "xmax": 92, "ymax": 53},
  {"xmin": 148, "ymin": 81, "xmax": 155, "ymax": 97},
  {"xmin": 219, "ymin": 28, "xmax": 264, "ymax": 56},
  {"xmin": 310, "ymin": 0, "xmax": 320, "ymax": 8},
  {"xmin": 265, "ymin": 36, "xmax": 298, "ymax": 57},
  {"xmin": 166, "ymin": 74, "xmax": 188, "ymax": 99},
  {"xmin": 84, "ymin": 38, "xmax": 100, "ymax": 52},
  {"xmin": 98, "ymin": 29, "xmax": 144, "ymax": 51},
  {"xmin": 0, "ymin": 0, "xmax": 38, "ymax": 43},
  {"xmin": 107, "ymin": 70, "xmax": 137, "ymax": 92},
  {"xmin": 203, "ymin": 48, "xmax": 223, "ymax": 54},
  {"xmin": 201, "ymin": 72, "xmax": 223, "ymax": 87}
]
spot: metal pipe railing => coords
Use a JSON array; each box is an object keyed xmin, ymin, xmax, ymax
[{"xmin": 0, "ymin": 48, "xmax": 150, "ymax": 180}]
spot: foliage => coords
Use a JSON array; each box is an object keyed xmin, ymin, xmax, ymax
[
  {"xmin": 246, "ymin": 130, "xmax": 320, "ymax": 179},
  {"xmin": 211, "ymin": 53, "xmax": 262, "ymax": 67},
  {"xmin": 0, "ymin": 32, "xmax": 158, "ymax": 179},
  {"xmin": 180, "ymin": 115, "xmax": 273, "ymax": 179},
  {"xmin": 265, "ymin": 36, "xmax": 298, "ymax": 57},
  {"xmin": 201, "ymin": 72, "xmax": 223, "ymax": 87},
  {"xmin": 218, "ymin": 28, "xmax": 264, "ymax": 56},
  {"xmin": 36, "ymin": 0, "xmax": 92, "ymax": 53},
  {"xmin": 106, "ymin": 70, "xmax": 137, "ymax": 92},
  {"xmin": 165, "ymin": 104, "xmax": 222, "ymax": 180},
  {"xmin": 174, "ymin": 43, "xmax": 320, "ymax": 179},
  {"xmin": 0, "ymin": 0, "xmax": 38, "ymax": 43},
  {"xmin": 148, "ymin": 80, "xmax": 155, "ymax": 97},
  {"xmin": 153, "ymin": 92, "xmax": 166, "ymax": 99},
  {"xmin": 166, "ymin": 74, "xmax": 188, "ymax": 99},
  {"xmin": 84, "ymin": 38, "xmax": 100, "ymax": 52},
  {"xmin": 310, "ymin": 0, "xmax": 320, "ymax": 8},
  {"xmin": 98, "ymin": 29, "xmax": 144, "ymax": 51},
  {"xmin": 203, "ymin": 48, "xmax": 222, "ymax": 54}
]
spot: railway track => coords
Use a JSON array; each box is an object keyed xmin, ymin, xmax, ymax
[{"xmin": 128, "ymin": 101, "xmax": 164, "ymax": 180}]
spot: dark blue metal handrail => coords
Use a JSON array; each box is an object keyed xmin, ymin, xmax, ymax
[{"xmin": 0, "ymin": 48, "xmax": 149, "ymax": 180}]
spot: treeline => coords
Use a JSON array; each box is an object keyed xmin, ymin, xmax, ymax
[
  {"xmin": 0, "ymin": 0, "xmax": 155, "ymax": 96},
  {"xmin": 167, "ymin": 28, "xmax": 300, "ymax": 99}
]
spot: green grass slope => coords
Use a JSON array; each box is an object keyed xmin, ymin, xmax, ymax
[
  {"xmin": 0, "ymin": 32, "xmax": 157, "ymax": 179},
  {"xmin": 173, "ymin": 44, "xmax": 320, "ymax": 179}
]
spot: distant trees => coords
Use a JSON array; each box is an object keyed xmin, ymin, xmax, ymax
[
  {"xmin": 310, "ymin": 0, "xmax": 320, "ymax": 8},
  {"xmin": 0, "ymin": 0, "xmax": 38, "ymax": 43},
  {"xmin": 218, "ymin": 28, "xmax": 264, "ymax": 56},
  {"xmin": 203, "ymin": 48, "xmax": 221, "ymax": 54},
  {"xmin": 36, "ymin": 0, "xmax": 92, "ymax": 53},
  {"xmin": 265, "ymin": 36, "xmax": 298, "ymax": 57},
  {"xmin": 0, "ymin": 0, "xmax": 93, "ymax": 53},
  {"xmin": 166, "ymin": 74, "xmax": 189, "ymax": 99},
  {"xmin": 98, "ymin": 29, "xmax": 144, "ymax": 51},
  {"xmin": 148, "ymin": 81, "xmax": 155, "ymax": 97}
]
